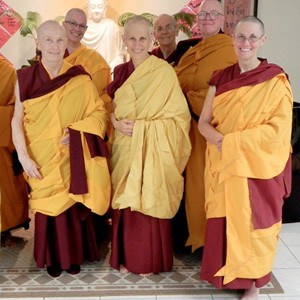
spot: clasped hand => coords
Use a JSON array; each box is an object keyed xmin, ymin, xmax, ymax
[{"xmin": 114, "ymin": 119, "xmax": 134, "ymax": 136}]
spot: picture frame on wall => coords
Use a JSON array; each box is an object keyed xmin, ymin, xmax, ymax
[{"xmin": 221, "ymin": 0, "xmax": 258, "ymax": 35}]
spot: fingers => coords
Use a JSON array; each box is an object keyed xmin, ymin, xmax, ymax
[
  {"xmin": 23, "ymin": 159, "xmax": 42, "ymax": 179},
  {"xmin": 116, "ymin": 119, "xmax": 134, "ymax": 136},
  {"xmin": 60, "ymin": 128, "xmax": 70, "ymax": 145},
  {"xmin": 60, "ymin": 134, "xmax": 70, "ymax": 145}
]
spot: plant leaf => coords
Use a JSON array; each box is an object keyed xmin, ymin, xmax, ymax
[{"xmin": 118, "ymin": 12, "xmax": 136, "ymax": 27}]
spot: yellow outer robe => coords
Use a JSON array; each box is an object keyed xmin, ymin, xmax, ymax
[
  {"xmin": 206, "ymin": 74, "xmax": 293, "ymax": 284},
  {"xmin": 175, "ymin": 34, "xmax": 237, "ymax": 250},
  {"xmin": 64, "ymin": 44, "xmax": 111, "ymax": 100},
  {"xmin": 0, "ymin": 56, "xmax": 28, "ymax": 233},
  {"xmin": 24, "ymin": 62, "xmax": 110, "ymax": 217},
  {"xmin": 111, "ymin": 56, "xmax": 191, "ymax": 219}
]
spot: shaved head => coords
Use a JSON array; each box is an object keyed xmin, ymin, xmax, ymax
[
  {"xmin": 124, "ymin": 15, "xmax": 153, "ymax": 37},
  {"xmin": 37, "ymin": 20, "xmax": 66, "ymax": 40},
  {"xmin": 154, "ymin": 14, "xmax": 177, "ymax": 28},
  {"xmin": 235, "ymin": 16, "xmax": 265, "ymax": 36},
  {"xmin": 65, "ymin": 8, "xmax": 87, "ymax": 23},
  {"xmin": 198, "ymin": 0, "xmax": 223, "ymax": 13}
]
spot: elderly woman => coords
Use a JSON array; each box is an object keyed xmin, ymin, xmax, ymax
[
  {"xmin": 108, "ymin": 15, "xmax": 191, "ymax": 275},
  {"xmin": 11, "ymin": 20, "xmax": 110, "ymax": 277}
]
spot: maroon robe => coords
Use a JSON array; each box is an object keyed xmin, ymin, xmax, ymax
[
  {"xmin": 151, "ymin": 38, "xmax": 200, "ymax": 66},
  {"xmin": 17, "ymin": 63, "xmax": 108, "ymax": 272},
  {"xmin": 200, "ymin": 59, "xmax": 292, "ymax": 289},
  {"xmin": 107, "ymin": 61, "xmax": 173, "ymax": 274}
]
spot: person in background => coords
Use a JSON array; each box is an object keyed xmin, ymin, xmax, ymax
[
  {"xmin": 63, "ymin": 8, "xmax": 113, "ymax": 148},
  {"xmin": 152, "ymin": 14, "xmax": 179, "ymax": 63},
  {"xmin": 198, "ymin": 16, "xmax": 293, "ymax": 299},
  {"xmin": 107, "ymin": 15, "xmax": 191, "ymax": 275},
  {"xmin": 151, "ymin": 14, "xmax": 200, "ymax": 252},
  {"xmin": 11, "ymin": 20, "xmax": 111, "ymax": 277},
  {"xmin": 151, "ymin": 13, "xmax": 200, "ymax": 67},
  {"xmin": 63, "ymin": 8, "xmax": 111, "ymax": 99},
  {"xmin": 82, "ymin": 0, "xmax": 124, "ymax": 71},
  {"xmin": 175, "ymin": 0, "xmax": 237, "ymax": 253},
  {"xmin": 0, "ymin": 54, "xmax": 29, "ymax": 247}
]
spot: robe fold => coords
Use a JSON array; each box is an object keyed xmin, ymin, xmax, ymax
[
  {"xmin": 17, "ymin": 61, "xmax": 111, "ymax": 217},
  {"xmin": 64, "ymin": 44, "xmax": 111, "ymax": 104},
  {"xmin": 0, "ymin": 54, "xmax": 29, "ymax": 235},
  {"xmin": 200, "ymin": 60, "xmax": 293, "ymax": 288},
  {"xmin": 17, "ymin": 61, "xmax": 111, "ymax": 269},
  {"xmin": 175, "ymin": 34, "xmax": 237, "ymax": 251},
  {"xmin": 64, "ymin": 44, "xmax": 114, "ymax": 147},
  {"xmin": 111, "ymin": 55, "xmax": 191, "ymax": 219},
  {"xmin": 108, "ymin": 56, "xmax": 191, "ymax": 274}
]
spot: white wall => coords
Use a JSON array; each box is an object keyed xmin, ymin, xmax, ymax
[
  {"xmin": 1, "ymin": 0, "xmax": 187, "ymax": 69},
  {"xmin": 257, "ymin": 0, "xmax": 300, "ymax": 102},
  {"xmin": 1, "ymin": 0, "xmax": 299, "ymax": 101}
]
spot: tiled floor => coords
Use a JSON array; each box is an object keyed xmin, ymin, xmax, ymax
[{"xmin": 2, "ymin": 222, "xmax": 300, "ymax": 300}]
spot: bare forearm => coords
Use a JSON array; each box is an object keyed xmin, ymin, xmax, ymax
[
  {"xmin": 11, "ymin": 115, "xmax": 29, "ymax": 161},
  {"xmin": 199, "ymin": 122, "xmax": 223, "ymax": 144}
]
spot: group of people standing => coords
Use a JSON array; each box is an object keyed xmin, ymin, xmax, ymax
[{"xmin": 0, "ymin": 0, "xmax": 293, "ymax": 299}]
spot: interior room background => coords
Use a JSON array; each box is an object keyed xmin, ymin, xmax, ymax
[{"xmin": 1, "ymin": 0, "xmax": 299, "ymax": 101}]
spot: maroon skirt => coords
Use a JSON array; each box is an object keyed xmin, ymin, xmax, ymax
[
  {"xmin": 200, "ymin": 218, "xmax": 271, "ymax": 289},
  {"xmin": 109, "ymin": 208, "xmax": 173, "ymax": 274},
  {"xmin": 34, "ymin": 203, "xmax": 105, "ymax": 270}
]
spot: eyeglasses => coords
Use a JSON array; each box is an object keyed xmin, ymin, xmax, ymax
[
  {"xmin": 154, "ymin": 25, "xmax": 176, "ymax": 34},
  {"xmin": 197, "ymin": 10, "xmax": 223, "ymax": 20},
  {"xmin": 233, "ymin": 34, "xmax": 264, "ymax": 44},
  {"xmin": 64, "ymin": 20, "xmax": 88, "ymax": 30}
]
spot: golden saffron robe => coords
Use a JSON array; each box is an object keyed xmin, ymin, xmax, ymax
[
  {"xmin": 22, "ymin": 62, "xmax": 111, "ymax": 217},
  {"xmin": 0, "ymin": 55, "xmax": 28, "ymax": 233},
  {"xmin": 175, "ymin": 34, "xmax": 237, "ymax": 250},
  {"xmin": 64, "ymin": 44, "xmax": 111, "ymax": 98},
  {"xmin": 201, "ymin": 61, "xmax": 293, "ymax": 286},
  {"xmin": 111, "ymin": 56, "xmax": 191, "ymax": 219}
]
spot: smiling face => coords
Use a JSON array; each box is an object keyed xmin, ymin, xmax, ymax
[
  {"xmin": 233, "ymin": 20, "xmax": 266, "ymax": 61},
  {"xmin": 63, "ymin": 9, "xmax": 87, "ymax": 46},
  {"xmin": 36, "ymin": 21, "xmax": 67, "ymax": 65},
  {"xmin": 197, "ymin": 0, "xmax": 224, "ymax": 38},
  {"xmin": 153, "ymin": 14, "xmax": 178, "ymax": 48},
  {"xmin": 123, "ymin": 17, "xmax": 153, "ymax": 65}
]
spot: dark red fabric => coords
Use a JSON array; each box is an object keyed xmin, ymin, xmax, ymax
[
  {"xmin": 69, "ymin": 128, "xmax": 88, "ymax": 194},
  {"xmin": 209, "ymin": 59, "xmax": 286, "ymax": 96},
  {"xmin": 109, "ymin": 208, "xmax": 173, "ymax": 274},
  {"xmin": 108, "ymin": 61, "xmax": 174, "ymax": 274},
  {"xmin": 34, "ymin": 203, "xmax": 102, "ymax": 270},
  {"xmin": 17, "ymin": 63, "xmax": 89, "ymax": 102},
  {"xmin": 64, "ymin": 49, "xmax": 70, "ymax": 58},
  {"xmin": 248, "ymin": 155, "xmax": 292, "ymax": 229},
  {"xmin": 84, "ymin": 132, "xmax": 109, "ymax": 158},
  {"xmin": 69, "ymin": 130, "xmax": 109, "ymax": 195},
  {"xmin": 151, "ymin": 38, "xmax": 201, "ymax": 66},
  {"xmin": 200, "ymin": 218, "xmax": 271, "ymax": 289},
  {"xmin": 106, "ymin": 60, "xmax": 135, "ymax": 99}
]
